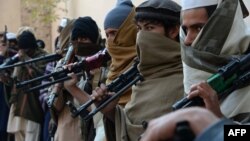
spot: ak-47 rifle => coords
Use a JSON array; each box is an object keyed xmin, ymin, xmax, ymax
[
  {"xmin": 0, "ymin": 53, "xmax": 63, "ymax": 72},
  {"xmin": 24, "ymin": 48, "xmax": 110, "ymax": 94},
  {"xmin": 16, "ymin": 45, "xmax": 74, "ymax": 88},
  {"xmin": 172, "ymin": 53, "xmax": 250, "ymax": 110},
  {"xmin": 67, "ymin": 60, "xmax": 143, "ymax": 120},
  {"xmin": 0, "ymin": 54, "xmax": 19, "ymax": 68}
]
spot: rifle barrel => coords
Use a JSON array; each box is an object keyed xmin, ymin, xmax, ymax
[
  {"xmin": 16, "ymin": 67, "xmax": 63, "ymax": 89},
  {"xmin": 18, "ymin": 49, "xmax": 110, "ymax": 90},
  {"xmin": 84, "ymin": 74, "xmax": 143, "ymax": 121},
  {"xmin": 0, "ymin": 53, "xmax": 62, "ymax": 71},
  {"xmin": 70, "ymin": 60, "xmax": 141, "ymax": 119},
  {"xmin": 26, "ymin": 71, "xmax": 83, "ymax": 93}
]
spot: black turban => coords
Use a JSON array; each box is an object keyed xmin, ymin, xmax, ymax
[
  {"xmin": 71, "ymin": 16, "xmax": 99, "ymax": 44},
  {"xmin": 18, "ymin": 31, "xmax": 37, "ymax": 49}
]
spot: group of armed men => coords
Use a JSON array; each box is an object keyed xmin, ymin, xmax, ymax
[{"xmin": 1, "ymin": 0, "xmax": 250, "ymax": 141}]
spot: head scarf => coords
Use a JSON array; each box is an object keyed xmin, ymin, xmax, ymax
[
  {"xmin": 181, "ymin": 0, "xmax": 218, "ymax": 10},
  {"xmin": 18, "ymin": 31, "xmax": 37, "ymax": 49},
  {"xmin": 181, "ymin": 0, "xmax": 250, "ymax": 119},
  {"xmin": 135, "ymin": 0, "xmax": 181, "ymax": 24},
  {"xmin": 106, "ymin": 7, "xmax": 137, "ymax": 106},
  {"xmin": 104, "ymin": 0, "xmax": 134, "ymax": 30},
  {"xmin": 71, "ymin": 16, "xmax": 99, "ymax": 44}
]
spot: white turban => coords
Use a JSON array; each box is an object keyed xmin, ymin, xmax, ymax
[
  {"xmin": 59, "ymin": 18, "xmax": 68, "ymax": 28},
  {"xmin": 181, "ymin": 0, "xmax": 218, "ymax": 10},
  {"xmin": 6, "ymin": 32, "xmax": 16, "ymax": 40}
]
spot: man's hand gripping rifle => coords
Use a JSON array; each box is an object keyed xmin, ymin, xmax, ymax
[
  {"xmin": 173, "ymin": 53, "xmax": 250, "ymax": 110},
  {"xmin": 17, "ymin": 48, "xmax": 109, "ymax": 91},
  {"xmin": 67, "ymin": 59, "xmax": 143, "ymax": 120},
  {"xmin": 45, "ymin": 49, "xmax": 111, "ymax": 108}
]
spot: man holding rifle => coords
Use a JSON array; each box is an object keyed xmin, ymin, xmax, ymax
[
  {"xmin": 51, "ymin": 16, "xmax": 104, "ymax": 141},
  {"xmin": 64, "ymin": 0, "xmax": 184, "ymax": 141},
  {"xmin": 5, "ymin": 27, "xmax": 48, "ymax": 141},
  {"xmin": 0, "ymin": 28, "xmax": 14, "ymax": 141},
  {"xmin": 178, "ymin": 0, "xmax": 250, "ymax": 121},
  {"xmin": 139, "ymin": 0, "xmax": 250, "ymax": 140}
]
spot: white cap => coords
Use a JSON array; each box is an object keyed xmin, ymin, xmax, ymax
[
  {"xmin": 6, "ymin": 32, "xmax": 17, "ymax": 40},
  {"xmin": 181, "ymin": 0, "xmax": 218, "ymax": 11},
  {"xmin": 59, "ymin": 18, "xmax": 68, "ymax": 28}
]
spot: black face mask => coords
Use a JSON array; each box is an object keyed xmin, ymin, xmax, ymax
[{"xmin": 74, "ymin": 42, "xmax": 103, "ymax": 56}]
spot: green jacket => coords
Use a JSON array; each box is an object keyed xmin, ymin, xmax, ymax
[{"xmin": 12, "ymin": 48, "xmax": 48, "ymax": 123}]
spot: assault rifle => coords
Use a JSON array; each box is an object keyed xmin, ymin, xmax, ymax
[
  {"xmin": 0, "ymin": 53, "xmax": 62, "ymax": 72},
  {"xmin": 172, "ymin": 53, "xmax": 250, "ymax": 110},
  {"xmin": 67, "ymin": 60, "xmax": 143, "ymax": 120},
  {"xmin": 0, "ymin": 54, "xmax": 19, "ymax": 68},
  {"xmin": 23, "ymin": 48, "xmax": 110, "ymax": 93},
  {"xmin": 15, "ymin": 45, "xmax": 74, "ymax": 89},
  {"xmin": 45, "ymin": 44, "xmax": 77, "ymax": 108}
]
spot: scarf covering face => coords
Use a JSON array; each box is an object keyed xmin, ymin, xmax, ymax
[
  {"xmin": 137, "ymin": 31, "xmax": 183, "ymax": 79},
  {"xmin": 74, "ymin": 42, "xmax": 102, "ymax": 56},
  {"xmin": 106, "ymin": 8, "xmax": 137, "ymax": 105},
  {"xmin": 113, "ymin": 31, "xmax": 184, "ymax": 141},
  {"xmin": 181, "ymin": 0, "xmax": 250, "ymax": 119},
  {"xmin": 106, "ymin": 8, "xmax": 137, "ymax": 82}
]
